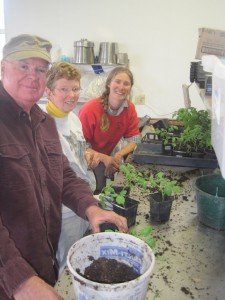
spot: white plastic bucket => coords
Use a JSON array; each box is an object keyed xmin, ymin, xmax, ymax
[{"xmin": 67, "ymin": 232, "xmax": 155, "ymax": 300}]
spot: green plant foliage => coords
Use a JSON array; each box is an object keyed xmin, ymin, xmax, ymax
[
  {"xmin": 139, "ymin": 225, "xmax": 152, "ymax": 236},
  {"xmin": 130, "ymin": 225, "xmax": 156, "ymax": 248},
  {"xmin": 146, "ymin": 237, "xmax": 156, "ymax": 248},
  {"xmin": 155, "ymin": 125, "xmax": 180, "ymax": 147},
  {"xmin": 172, "ymin": 107, "xmax": 212, "ymax": 153},
  {"xmin": 99, "ymin": 163, "xmax": 148, "ymax": 208},
  {"xmin": 119, "ymin": 163, "xmax": 148, "ymax": 190},
  {"xmin": 115, "ymin": 191, "xmax": 127, "ymax": 205},
  {"xmin": 101, "ymin": 226, "xmax": 156, "ymax": 248},
  {"xmin": 148, "ymin": 171, "xmax": 182, "ymax": 201},
  {"xmin": 99, "ymin": 180, "xmax": 128, "ymax": 207}
]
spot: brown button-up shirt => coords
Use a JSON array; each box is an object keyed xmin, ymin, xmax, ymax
[{"xmin": 0, "ymin": 82, "xmax": 98, "ymax": 299}]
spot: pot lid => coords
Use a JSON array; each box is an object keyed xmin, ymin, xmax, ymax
[{"xmin": 74, "ymin": 39, "xmax": 94, "ymax": 48}]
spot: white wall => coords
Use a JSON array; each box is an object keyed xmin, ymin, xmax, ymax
[{"xmin": 4, "ymin": 0, "xmax": 225, "ymax": 117}]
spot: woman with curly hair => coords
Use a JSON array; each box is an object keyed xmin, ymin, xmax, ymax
[{"xmin": 44, "ymin": 62, "xmax": 100, "ymax": 274}]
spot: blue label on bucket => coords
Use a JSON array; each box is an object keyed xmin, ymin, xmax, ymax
[{"xmin": 100, "ymin": 246, "xmax": 143, "ymax": 273}]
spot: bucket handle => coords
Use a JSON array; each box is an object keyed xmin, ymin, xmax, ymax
[{"xmin": 214, "ymin": 187, "xmax": 219, "ymax": 203}]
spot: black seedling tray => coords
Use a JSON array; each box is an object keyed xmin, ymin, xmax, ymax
[{"xmin": 133, "ymin": 143, "xmax": 218, "ymax": 169}]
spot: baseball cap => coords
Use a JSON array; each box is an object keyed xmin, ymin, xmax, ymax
[{"xmin": 3, "ymin": 34, "xmax": 52, "ymax": 63}]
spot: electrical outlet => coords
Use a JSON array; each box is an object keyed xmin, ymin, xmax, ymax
[{"xmin": 135, "ymin": 94, "xmax": 145, "ymax": 105}]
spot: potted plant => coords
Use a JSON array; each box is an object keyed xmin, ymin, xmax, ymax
[
  {"xmin": 172, "ymin": 125, "xmax": 203, "ymax": 157},
  {"xmin": 172, "ymin": 107, "xmax": 212, "ymax": 157},
  {"xmin": 119, "ymin": 163, "xmax": 148, "ymax": 191},
  {"xmin": 99, "ymin": 178, "xmax": 139, "ymax": 227},
  {"xmin": 172, "ymin": 107, "xmax": 210, "ymax": 129},
  {"xmin": 155, "ymin": 125, "xmax": 181, "ymax": 155},
  {"xmin": 148, "ymin": 171, "xmax": 182, "ymax": 222},
  {"xmin": 99, "ymin": 163, "xmax": 151, "ymax": 227},
  {"xmin": 99, "ymin": 180, "xmax": 129, "ymax": 208}
]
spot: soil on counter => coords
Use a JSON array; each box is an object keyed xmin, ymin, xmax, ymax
[
  {"xmin": 76, "ymin": 257, "xmax": 139, "ymax": 284},
  {"xmin": 114, "ymin": 162, "xmax": 217, "ymax": 299}
]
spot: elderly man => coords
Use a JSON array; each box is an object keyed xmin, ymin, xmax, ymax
[{"xmin": 0, "ymin": 34, "xmax": 128, "ymax": 300}]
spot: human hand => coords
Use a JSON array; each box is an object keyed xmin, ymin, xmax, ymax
[
  {"xmin": 105, "ymin": 165, "xmax": 117, "ymax": 178},
  {"xmin": 85, "ymin": 150, "xmax": 100, "ymax": 169},
  {"xmin": 113, "ymin": 152, "xmax": 123, "ymax": 165},
  {"xmin": 14, "ymin": 276, "xmax": 64, "ymax": 300},
  {"xmin": 85, "ymin": 205, "xmax": 128, "ymax": 233},
  {"xmin": 104, "ymin": 156, "xmax": 120, "ymax": 177}
]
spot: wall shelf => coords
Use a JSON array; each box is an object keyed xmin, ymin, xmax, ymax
[{"xmin": 72, "ymin": 64, "xmax": 122, "ymax": 103}]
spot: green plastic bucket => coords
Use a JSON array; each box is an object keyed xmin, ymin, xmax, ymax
[{"xmin": 194, "ymin": 174, "xmax": 225, "ymax": 230}]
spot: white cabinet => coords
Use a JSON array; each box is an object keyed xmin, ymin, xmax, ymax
[{"xmin": 201, "ymin": 55, "xmax": 225, "ymax": 178}]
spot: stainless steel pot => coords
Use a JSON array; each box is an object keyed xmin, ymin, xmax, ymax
[
  {"xmin": 74, "ymin": 39, "xmax": 95, "ymax": 64},
  {"xmin": 98, "ymin": 42, "xmax": 118, "ymax": 65}
]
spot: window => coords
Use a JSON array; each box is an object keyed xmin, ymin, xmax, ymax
[{"xmin": 0, "ymin": 0, "xmax": 5, "ymax": 61}]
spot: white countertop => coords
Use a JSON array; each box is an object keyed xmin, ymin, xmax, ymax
[
  {"xmin": 55, "ymin": 165, "xmax": 225, "ymax": 300},
  {"xmin": 55, "ymin": 267, "xmax": 74, "ymax": 300}
]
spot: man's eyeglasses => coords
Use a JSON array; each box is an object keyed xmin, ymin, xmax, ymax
[
  {"xmin": 6, "ymin": 60, "xmax": 49, "ymax": 78},
  {"xmin": 55, "ymin": 87, "xmax": 82, "ymax": 95}
]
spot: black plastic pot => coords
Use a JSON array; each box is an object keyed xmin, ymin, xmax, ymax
[
  {"xmin": 100, "ymin": 222, "xmax": 119, "ymax": 232},
  {"xmin": 112, "ymin": 196, "xmax": 139, "ymax": 227},
  {"xmin": 112, "ymin": 186, "xmax": 130, "ymax": 195},
  {"xmin": 142, "ymin": 132, "xmax": 161, "ymax": 144},
  {"xmin": 149, "ymin": 193, "xmax": 174, "ymax": 223},
  {"xmin": 162, "ymin": 141, "xmax": 173, "ymax": 156}
]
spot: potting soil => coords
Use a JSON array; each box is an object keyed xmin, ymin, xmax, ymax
[{"xmin": 76, "ymin": 257, "xmax": 139, "ymax": 283}]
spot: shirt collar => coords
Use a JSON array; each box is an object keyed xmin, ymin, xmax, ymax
[{"xmin": 107, "ymin": 100, "xmax": 128, "ymax": 116}]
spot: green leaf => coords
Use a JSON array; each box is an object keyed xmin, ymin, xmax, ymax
[
  {"xmin": 119, "ymin": 164, "xmax": 127, "ymax": 173},
  {"xmin": 100, "ymin": 202, "xmax": 106, "ymax": 209},
  {"xmin": 145, "ymin": 238, "xmax": 156, "ymax": 248},
  {"xmin": 139, "ymin": 225, "xmax": 152, "ymax": 237},
  {"xmin": 164, "ymin": 186, "xmax": 172, "ymax": 196},
  {"xmin": 130, "ymin": 228, "xmax": 137, "ymax": 236},
  {"xmin": 116, "ymin": 195, "xmax": 125, "ymax": 206},
  {"xmin": 120, "ymin": 189, "xmax": 127, "ymax": 197}
]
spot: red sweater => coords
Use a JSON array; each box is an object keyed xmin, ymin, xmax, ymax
[{"xmin": 78, "ymin": 97, "xmax": 140, "ymax": 155}]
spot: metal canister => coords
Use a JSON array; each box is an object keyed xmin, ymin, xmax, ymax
[
  {"xmin": 98, "ymin": 42, "xmax": 118, "ymax": 65},
  {"xmin": 74, "ymin": 39, "xmax": 95, "ymax": 64}
]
